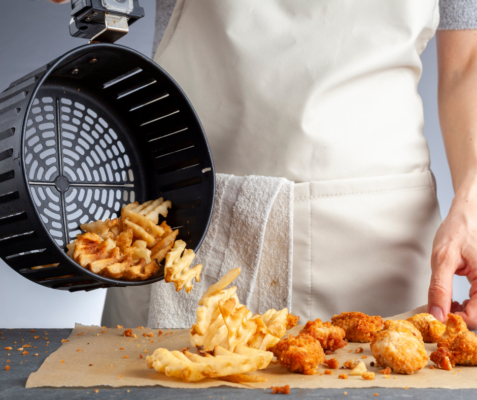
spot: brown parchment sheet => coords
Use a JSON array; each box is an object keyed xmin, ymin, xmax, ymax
[{"xmin": 26, "ymin": 305, "xmax": 477, "ymax": 389}]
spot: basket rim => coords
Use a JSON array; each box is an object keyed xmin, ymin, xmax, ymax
[{"xmin": 20, "ymin": 42, "xmax": 216, "ymax": 287}]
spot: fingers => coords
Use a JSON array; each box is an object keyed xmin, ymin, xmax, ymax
[
  {"xmin": 455, "ymin": 280, "xmax": 477, "ymax": 330},
  {"xmin": 428, "ymin": 247, "xmax": 458, "ymax": 322}
]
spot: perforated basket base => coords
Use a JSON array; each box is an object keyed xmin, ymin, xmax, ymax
[{"xmin": 0, "ymin": 44, "xmax": 215, "ymax": 291}]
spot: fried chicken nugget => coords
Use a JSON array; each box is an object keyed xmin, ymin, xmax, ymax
[
  {"xmin": 431, "ymin": 329, "xmax": 477, "ymax": 370},
  {"xmin": 270, "ymin": 334, "xmax": 325, "ymax": 375},
  {"xmin": 331, "ymin": 312, "xmax": 384, "ymax": 343},
  {"xmin": 438, "ymin": 314, "xmax": 469, "ymax": 349},
  {"xmin": 299, "ymin": 319, "xmax": 347, "ymax": 352},
  {"xmin": 406, "ymin": 313, "xmax": 446, "ymax": 343},
  {"xmin": 370, "ymin": 320, "xmax": 428, "ymax": 375}
]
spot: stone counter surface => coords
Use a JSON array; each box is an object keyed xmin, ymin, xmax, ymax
[{"xmin": 0, "ymin": 328, "xmax": 475, "ymax": 400}]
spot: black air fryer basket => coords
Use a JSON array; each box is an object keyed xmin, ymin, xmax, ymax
[{"xmin": 0, "ymin": 43, "xmax": 215, "ymax": 291}]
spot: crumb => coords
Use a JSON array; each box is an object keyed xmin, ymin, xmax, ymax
[
  {"xmin": 338, "ymin": 373, "xmax": 348, "ymax": 379},
  {"xmin": 405, "ymin": 387, "xmax": 409, "ymax": 390},
  {"xmin": 61, "ymin": 339, "xmax": 69, "ymax": 343},
  {"xmin": 127, "ymin": 390, "xmax": 130, "ymax": 393},
  {"xmin": 381, "ymin": 367, "xmax": 391, "ymax": 375},
  {"xmin": 77, "ymin": 349, "xmax": 81, "ymax": 352},
  {"xmin": 34, "ymin": 354, "xmax": 38, "ymax": 357},
  {"xmin": 95, "ymin": 389, "xmax": 98, "ymax": 393},
  {"xmin": 361, "ymin": 356, "xmax": 367, "ymax": 359},
  {"xmin": 324, "ymin": 370, "xmax": 333, "ymax": 375},
  {"xmin": 384, "ymin": 375, "xmax": 390, "ymax": 379},
  {"xmin": 355, "ymin": 347, "xmax": 364, "ymax": 353},
  {"xmin": 343, "ymin": 360, "xmax": 359, "ymax": 369},
  {"xmin": 123, "ymin": 329, "xmax": 132, "ymax": 337},
  {"xmin": 143, "ymin": 333, "xmax": 148, "ymax": 337},
  {"xmin": 132, "ymin": 334, "xmax": 137, "ymax": 338},
  {"xmin": 30, "ymin": 330, "xmax": 35, "ymax": 333},
  {"xmin": 271, "ymin": 385, "xmax": 290, "ymax": 394},
  {"xmin": 4, "ymin": 347, "xmax": 12, "ymax": 350},
  {"xmin": 110, "ymin": 364, "xmax": 113, "ymax": 367},
  {"xmin": 325, "ymin": 350, "xmax": 333, "ymax": 355},
  {"xmin": 119, "ymin": 374, "xmax": 122, "ymax": 379},
  {"xmin": 139, "ymin": 354, "xmax": 143, "ymax": 359},
  {"xmin": 123, "ymin": 355, "xmax": 129, "ymax": 359},
  {"xmin": 429, "ymin": 366, "xmax": 434, "ymax": 370},
  {"xmin": 362, "ymin": 372, "xmax": 375, "ymax": 380},
  {"xmin": 22, "ymin": 351, "xmax": 28, "ymax": 355},
  {"xmin": 148, "ymin": 333, "xmax": 154, "ymax": 338},
  {"xmin": 5, "ymin": 366, "xmax": 10, "ymax": 371},
  {"xmin": 144, "ymin": 349, "xmax": 149, "ymax": 353},
  {"xmin": 120, "ymin": 348, "xmax": 124, "ymax": 350},
  {"xmin": 137, "ymin": 326, "xmax": 144, "ymax": 329},
  {"xmin": 61, "ymin": 360, "xmax": 64, "ymax": 363},
  {"xmin": 33, "ymin": 336, "xmax": 39, "ymax": 339},
  {"xmin": 324, "ymin": 358, "xmax": 339, "ymax": 369},
  {"xmin": 348, "ymin": 350, "xmax": 353, "ymax": 353},
  {"xmin": 344, "ymin": 392, "xmax": 347, "ymax": 396},
  {"xmin": 117, "ymin": 325, "xmax": 123, "ymax": 329},
  {"xmin": 374, "ymin": 394, "xmax": 379, "ymax": 397}
]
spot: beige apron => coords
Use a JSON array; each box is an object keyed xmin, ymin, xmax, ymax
[{"xmin": 102, "ymin": 0, "xmax": 441, "ymax": 326}]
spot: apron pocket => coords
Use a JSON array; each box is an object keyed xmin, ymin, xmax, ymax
[{"xmin": 292, "ymin": 171, "xmax": 441, "ymax": 321}]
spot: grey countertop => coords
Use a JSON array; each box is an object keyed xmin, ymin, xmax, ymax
[{"xmin": 0, "ymin": 328, "xmax": 475, "ymax": 400}]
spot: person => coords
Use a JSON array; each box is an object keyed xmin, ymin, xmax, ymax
[{"xmin": 48, "ymin": 0, "xmax": 477, "ymax": 330}]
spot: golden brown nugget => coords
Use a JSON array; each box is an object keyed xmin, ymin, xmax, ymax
[
  {"xmin": 331, "ymin": 312, "xmax": 384, "ymax": 342},
  {"xmin": 300, "ymin": 319, "xmax": 347, "ymax": 352},
  {"xmin": 406, "ymin": 313, "xmax": 446, "ymax": 343}
]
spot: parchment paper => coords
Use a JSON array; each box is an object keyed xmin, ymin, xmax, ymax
[{"xmin": 26, "ymin": 305, "xmax": 477, "ymax": 389}]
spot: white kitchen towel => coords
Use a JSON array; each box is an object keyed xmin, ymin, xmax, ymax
[{"xmin": 147, "ymin": 173, "xmax": 294, "ymax": 328}]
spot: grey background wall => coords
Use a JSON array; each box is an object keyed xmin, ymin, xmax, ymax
[{"xmin": 0, "ymin": 0, "xmax": 469, "ymax": 327}]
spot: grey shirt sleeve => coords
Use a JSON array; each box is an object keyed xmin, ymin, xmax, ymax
[
  {"xmin": 439, "ymin": 0, "xmax": 477, "ymax": 30},
  {"xmin": 152, "ymin": 0, "xmax": 177, "ymax": 58}
]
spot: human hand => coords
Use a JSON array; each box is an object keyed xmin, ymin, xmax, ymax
[{"xmin": 428, "ymin": 186, "xmax": 477, "ymax": 330}]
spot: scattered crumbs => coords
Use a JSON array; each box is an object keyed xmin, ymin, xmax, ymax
[
  {"xmin": 137, "ymin": 345, "xmax": 141, "ymax": 348},
  {"xmin": 117, "ymin": 325, "xmax": 123, "ymax": 329},
  {"xmin": 89, "ymin": 364, "xmax": 93, "ymax": 366},
  {"xmin": 4, "ymin": 347, "xmax": 12, "ymax": 351},
  {"xmin": 34, "ymin": 354, "xmax": 38, "ymax": 357},
  {"xmin": 429, "ymin": 366, "xmax": 434, "ymax": 370},
  {"xmin": 453, "ymin": 372, "xmax": 457, "ymax": 375},
  {"xmin": 34, "ymin": 346, "xmax": 37, "ymax": 349},
  {"xmin": 22, "ymin": 351, "xmax": 28, "ymax": 356},
  {"xmin": 137, "ymin": 326, "xmax": 144, "ymax": 329},
  {"xmin": 355, "ymin": 347, "xmax": 364, "ymax": 354},
  {"xmin": 45, "ymin": 351, "xmax": 48, "ymax": 353},
  {"xmin": 374, "ymin": 394, "xmax": 379, "ymax": 397},
  {"xmin": 110, "ymin": 364, "xmax": 113, "ymax": 367},
  {"xmin": 458, "ymin": 369, "xmax": 462, "ymax": 372},
  {"xmin": 148, "ymin": 333, "xmax": 154, "ymax": 338},
  {"xmin": 324, "ymin": 370, "xmax": 333, "ymax": 375},
  {"xmin": 123, "ymin": 355, "xmax": 129, "ymax": 359},
  {"xmin": 139, "ymin": 354, "xmax": 143, "ymax": 359},
  {"xmin": 362, "ymin": 372, "xmax": 375, "ymax": 380},
  {"xmin": 120, "ymin": 348, "xmax": 124, "ymax": 350},
  {"xmin": 270, "ymin": 385, "xmax": 290, "ymax": 395},
  {"xmin": 144, "ymin": 349, "xmax": 149, "ymax": 353},
  {"xmin": 348, "ymin": 350, "xmax": 353, "ymax": 353},
  {"xmin": 77, "ymin": 349, "xmax": 82, "ymax": 352},
  {"xmin": 394, "ymin": 377, "xmax": 397, "ymax": 380},
  {"xmin": 61, "ymin": 339, "xmax": 69, "ymax": 343},
  {"xmin": 23, "ymin": 344, "xmax": 31, "ymax": 348},
  {"xmin": 119, "ymin": 374, "xmax": 122, "ymax": 379},
  {"xmin": 344, "ymin": 391, "xmax": 347, "ymax": 396},
  {"xmin": 132, "ymin": 334, "xmax": 137, "ymax": 338},
  {"xmin": 5, "ymin": 365, "xmax": 10, "ymax": 371},
  {"xmin": 384, "ymin": 375, "xmax": 390, "ymax": 379},
  {"xmin": 381, "ymin": 367, "xmax": 391, "ymax": 375},
  {"xmin": 338, "ymin": 373, "xmax": 348, "ymax": 380},
  {"xmin": 34, "ymin": 336, "xmax": 39, "ymax": 339},
  {"xmin": 405, "ymin": 387, "xmax": 409, "ymax": 390},
  {"xmin": 361, "ymin": 356, "xmax": 367, "ymax": 359},
  {"xmin": 95, "ymin": 389, "xmax": 99, "ymax": 393},
  {"xmin": 61, "ymin": 360, "xmax": 65, "ymax": 364}
]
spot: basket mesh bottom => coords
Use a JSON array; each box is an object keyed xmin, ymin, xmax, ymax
[{"xmin": 24, "ymin": 95, "xmax": 138, "ymax": 247}]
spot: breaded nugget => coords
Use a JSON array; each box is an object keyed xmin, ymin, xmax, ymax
[
  {"xmin": 270, "ymin": 333, "xmax": 325, "ymax": 375},
  {"xmin": 383, "ymin": 320, "xmax": 423, "ymax": 342},
  {"xmin": 370, "ymin": 321, "xmax": 428, "ymax": 375},
  {"xmin": 431, "ymin": 330, "xmax": 477, "ymax": 370},
  {"xmin": 406, "ymin": 313, "xmax": 446, "ymax": 343},
  {"xmin": 331, "ymin": 312, "xmax": 384, "ymax": 342},
  {"xmin": 438, "ymin": 314, "xmax": 468, "ymax": 349},
  {"xmin": 300, "ymin": 319, "xmax": 347, "ymax": 352}
]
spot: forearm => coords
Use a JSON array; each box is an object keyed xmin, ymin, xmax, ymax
[{"xmin": 437, "ymin": 30, "xmax": 477, "ymax": 198}]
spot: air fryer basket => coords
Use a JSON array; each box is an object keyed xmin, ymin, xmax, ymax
[{"xmin": 0, "ymin": 44, "xmax": 215, "ymax": 291}]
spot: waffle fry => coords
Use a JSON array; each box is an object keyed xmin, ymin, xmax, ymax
[
  {"xmin": 65, "ymin": 197, "xmax": 201, "ymax": 286},
  {"xmin": 220, "ymin": 298, "xmax": 257, "ymax": 352},
  {"xmin": 146, "ymin": 345, "xmax": 271, "ymax": 382},
  {"xmin": 80, "ymin": 218, "xmax": 119, "ymax": 240},
  {"xmin": 164, "ymin": 240, "xmax": 202, "ymax": 293}
]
